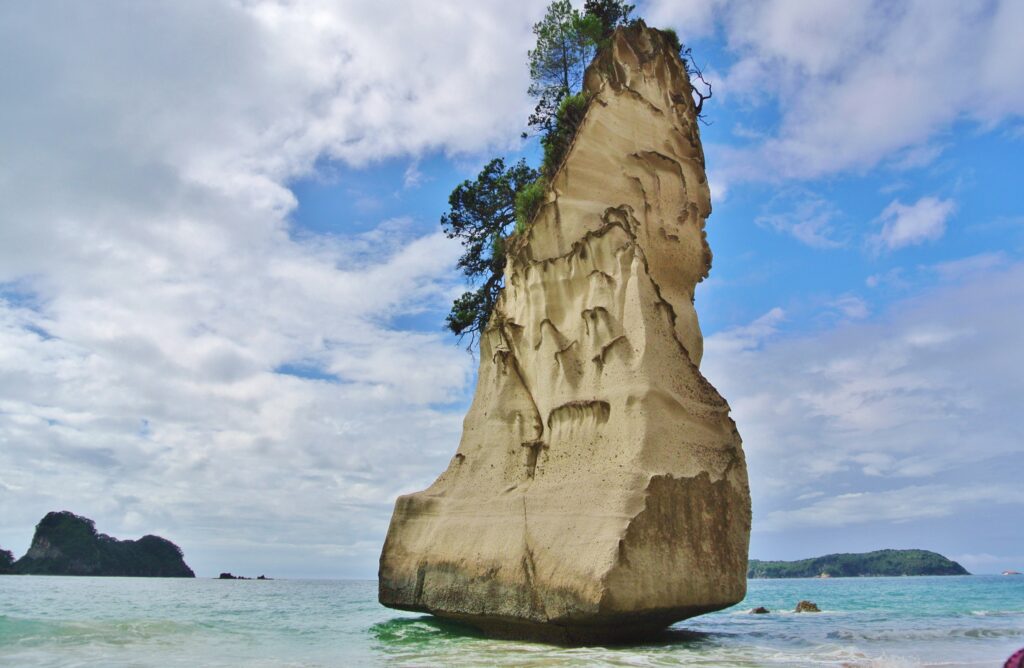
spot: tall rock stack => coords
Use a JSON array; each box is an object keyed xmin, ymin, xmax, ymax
[{"xmin": 379, "ymin": 22, "xmax": 750, "ymax": 643}]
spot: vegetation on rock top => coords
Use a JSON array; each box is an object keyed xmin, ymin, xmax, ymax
[
  {"xmin": 444, "ymin": 0, "xmax": 703, "ymax": 346},
  {"xmin": 747, "ymin": 549, "xmax": 969, "ymax": 578}
]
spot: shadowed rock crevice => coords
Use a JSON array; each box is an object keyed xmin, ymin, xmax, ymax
[{"xmin": 379, "ymin": 21, "xmax": 749, "ymax": 643}]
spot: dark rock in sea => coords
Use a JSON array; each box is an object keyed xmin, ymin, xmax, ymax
[
  {"xmin": 795, "ymin": 600, "xmax": 820, "ymax": 613},
  {"xmin": 0, "ymin": 547, "xmax": 14, "ymax": 574},
  {"xmin": 219, "ymin": 572, "xmax": 250, "ymax": 579},
  {"xmin": 748, "ymin": 549, "xmax": 969, "ymax": 578},
  {"xmin": 750, "ymin": 606, "xmax": 770, "ymax": 614},
  {"xmin": 12, "ymin": 511, "xmax": 194, "ymax": 577}
]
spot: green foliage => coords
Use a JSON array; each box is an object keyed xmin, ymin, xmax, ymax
[
  {"xmin": 444, "ymin": 287, "xmax": 492, "ymax": 340},
  {"xmin": 514, "ymin": 177, "xmax": 548, "ymax": 233},
  {"xmin": 12, "ymin": 511, "xmax": 195, "ymax": 577},
  {"xmin": 442, "ymin": 1, "xmax": 705, "ymax": 349},
  {"xmin": 527, "ymin": 1, "xmax": 599, "ymax": 133},
  {"xmin": 441, "ymin": 158, "xmax": 539, "ymax": 341},
  {"xmin": 583, "ymin": 0, "xmax": 635, "ymax": 40},
  {"xmin": 541, "ymin": 91, "xmax": 590, "ymax": 178},
  {"xmin": 660, "ymin": 27, "xmax": 682, "ymax": 56},
  {"xmin": 747, "ymin": 549, "xmax": 970, "ymax": 579}
]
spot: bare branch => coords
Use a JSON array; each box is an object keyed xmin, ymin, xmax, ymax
[{"xmin": 683, "ymin": 46, "xmax": 713, "ymax": 124}]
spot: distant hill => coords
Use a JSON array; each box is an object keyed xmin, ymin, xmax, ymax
[
  {"xmin": 12, "ymin": 511, "xmax": 194, "ymax": 577},
  {"xmin": 748, "ymin": 549, "xmax": 969, "ymax": 578},
  {"xmin": 0, "ymin": 547, "xmax": 13, "ymax": 574}
]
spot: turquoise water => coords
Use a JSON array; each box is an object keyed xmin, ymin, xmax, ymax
[{"xmin": 1, "ymin": 575, "xmax": 1021, "ymax": 666}]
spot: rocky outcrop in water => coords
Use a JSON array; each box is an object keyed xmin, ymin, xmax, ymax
[
  {"xmin": 379, "ymin": 22, "xmax": 750, "ymax": 643},
  {"xmin": 13, "ymin": 511, "xmax": 195, "ymax": 577},
  {"xmin": 0, "ymin": 547, "xmax": 13, "ymax": 574}
]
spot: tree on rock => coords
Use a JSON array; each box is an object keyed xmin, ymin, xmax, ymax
[
  {"xmin": 527, "ymin": 1, "xmax": 601, "ymax": 134},
  {"xmin": 442, "ymin": 0, "xmax": 684, "ymax": 348},
  {"xmin": 583, "ymin": 0, "xmax": 635, "ymax": 39},
  {"xmin": 442, "ymin": 158, "xmax": 538, "ymax": 342}
]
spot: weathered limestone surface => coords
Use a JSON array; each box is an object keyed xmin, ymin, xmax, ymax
[{"xmin": 379, "ymin": 22, "xmax": 750, "ymax": 643}]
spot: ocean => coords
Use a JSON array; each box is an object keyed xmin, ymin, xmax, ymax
[{"xmin": 0, "ymin": 575, "xmax": 1021, "ymax": 666}]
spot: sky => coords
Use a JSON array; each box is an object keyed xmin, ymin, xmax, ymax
[{"xmin": 1, "ymin": 0, "xmax": 1022, "ymax": 578}]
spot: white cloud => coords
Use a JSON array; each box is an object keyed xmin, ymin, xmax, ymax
[
  {"xmin": 828, "ymin": 295, "xmax": 869, "ymax": 320},
  {"xmin": 929, "ymin": 252, "xmax": 1008, "ymax": 281},
  {"xmin": 0, "ymin": 0, "xmax": 553, "ymax": 576},
  {"xmin": 403, "ymin": 161, "xmax": 424, "ymax": 189},
  {"xmin": 755, "ymin": 194, "xmax": 845, "ymax": 248},
  {"xmin": 649, "ymin": 0, "xmax": 1024, "ymax": 184},
  {"xmin": 703, "ymin": 306, "xmax": 785, "ymax": 356},
  {"xmin": 871, "ymin": 196, "xmax": 955, "ymax": 251},
  {"xmin": 702, "ymin": 262, "xmax": 1024, "ymax": 523},
  {"xmin": 645, "ymin": 0, "xmax": 729, "ymax": 39},
  {"xmin": 865, "ymin": 268, "xmax": 906, "ymax": 289},
  {"xmin": 761, "ymin": 484, "xmax": 1024, "ymax": 531}
]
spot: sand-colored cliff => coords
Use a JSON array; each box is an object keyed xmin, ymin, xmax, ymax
[{"xmin": 379, "ymin": 22, "xmax": 750, "ymax": 643}]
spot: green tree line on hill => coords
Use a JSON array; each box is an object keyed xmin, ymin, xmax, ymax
[
  {"xmin": 4, "ymin": 511, "xmax": 194, "ymax": 577},
  {"xmin": 747, "ymin": 549, "xmax": 969, "ymax": 578}
]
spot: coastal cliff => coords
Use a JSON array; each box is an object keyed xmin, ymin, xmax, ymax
[
  {"xmin": 379, "ymin": 22, "xmax": 750, "ymax": 643},
  {"xmin": 13, "ymin": 511, "xmax": 195, "ymax": 577}
]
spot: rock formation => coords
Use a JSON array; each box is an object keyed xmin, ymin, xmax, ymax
[
  {"xmin": 13, "ymin": 511, "xmax": 195, "ymax": 577},
  {"xmin": 379, "ymin": 22, "xmax": 750, "ymax": 643}
]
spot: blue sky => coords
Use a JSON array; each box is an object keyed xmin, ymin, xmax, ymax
[{"xmin": 1, "ymin": 0, "xmax": 1022, "ymax": 578}]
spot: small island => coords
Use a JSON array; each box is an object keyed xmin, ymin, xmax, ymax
[
  {"xmin": 0, "ymin": 547, "xmax": 14, "ymax": 574},
  {"xmin": 748, "ymin": 549, "xmax": 969, "ymax": 578},
  {"xmin": 10, "ymin": 511, "xmax": 195, "ymax": 577}
]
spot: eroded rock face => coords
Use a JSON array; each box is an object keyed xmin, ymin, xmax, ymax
[{"xmin": 379, "ymin": 22, "xmax": 750, "ymax": 643}]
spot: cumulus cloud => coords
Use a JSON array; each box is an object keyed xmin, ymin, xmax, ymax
[
  {"xmin": 762, "ymin": 484, "xmax": 1024, "ymax": 531},
  {"xmin": 649, "ymin": 0, "xmax": 1024, "ymax": 184},
  {"xmin": 702, "ymin": 262, "xmax": 1024, "ymax": 526},
  {"xmin": 0, "ymin": 0, "xmax": 550, "ymax": 576},
  {"xmin": 929, "ymin": 251, "xmax": 1008, "ymax": 281},
  {"xmin": 828, "ymin": 295, "xmax": 869, "ymax": 320},
  {"xmin": 755, "ymin": 193, "xmax": 845, "ymax": 248},
  {"xmin": 703, "ymin": 307, "xmax": 785, "ymax": 356},
  {"xmin": 870, "ymin": 196, "xmax": 956, "ymax": 251}
]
